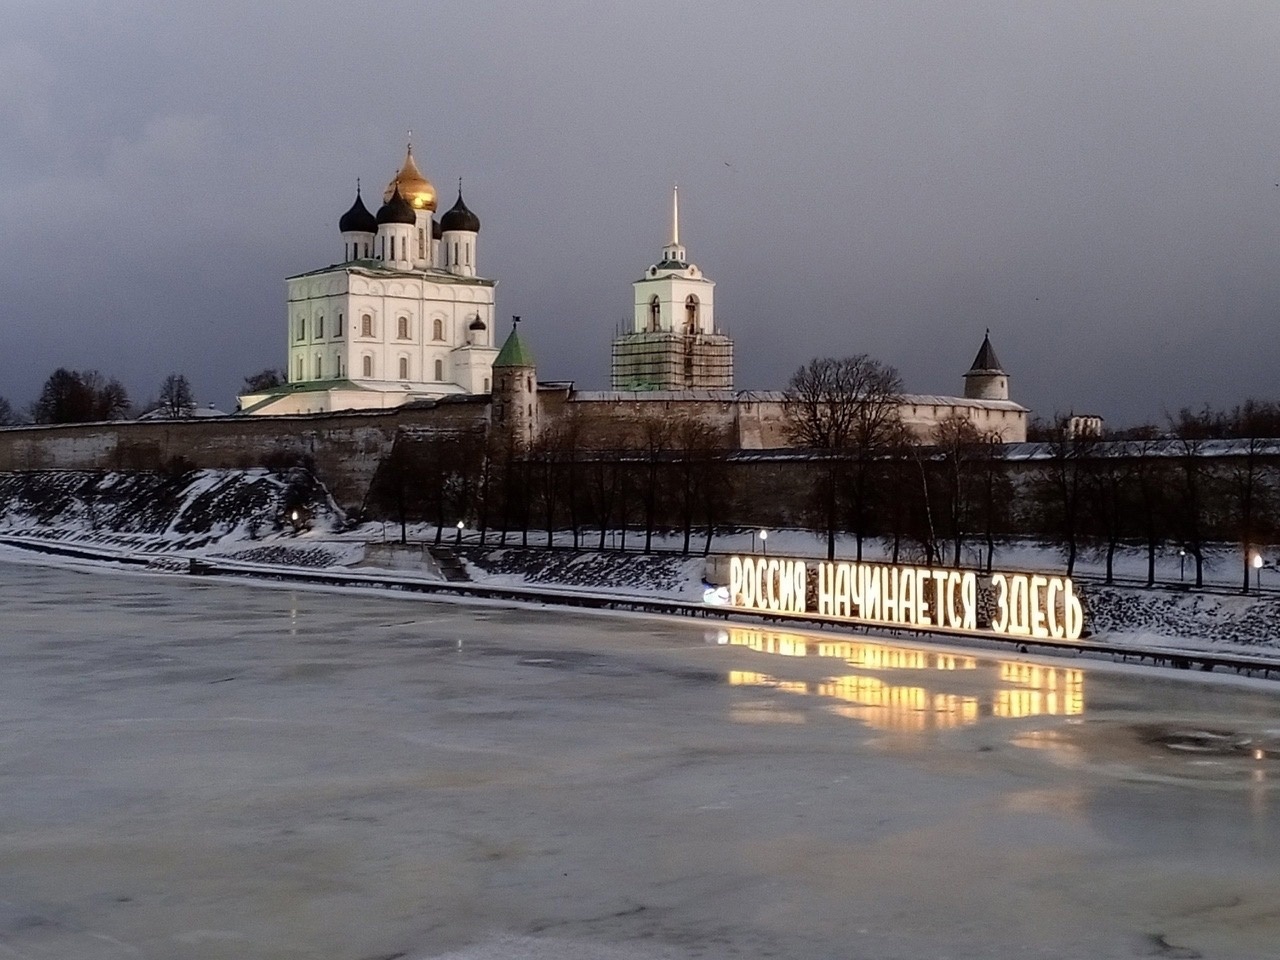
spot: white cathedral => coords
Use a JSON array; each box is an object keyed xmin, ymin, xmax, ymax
[
  {"xmin": 239, "ymin": 144, "xmax": 497, "ymax": 415},
  {"xmin": 238, "ymin": 143, "xmax": 1025, "ymax": 443}
]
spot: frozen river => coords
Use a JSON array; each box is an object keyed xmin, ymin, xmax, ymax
[{"xmin": 0, "ymin": 556, "xmax": 1277, "ymax": 960}]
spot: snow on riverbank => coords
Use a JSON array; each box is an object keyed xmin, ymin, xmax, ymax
[{"xmin": 3, "ymin": 471, "xmax": 1279, "ymax": 654}]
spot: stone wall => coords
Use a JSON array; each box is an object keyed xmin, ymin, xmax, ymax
[{"xmin": 0, "ymin": 401, "xmax": 489, "ymax": 512}]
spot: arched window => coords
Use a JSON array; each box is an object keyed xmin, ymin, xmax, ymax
[
  {"xmin": 362, "ymin": 355, "xmax": 373, "ymax": 378},
  {"xmin": 361, "ymin": 314, "xmax": 373, "ymax": 337},
  {"xmin": 483, "ymin": 377, "xmax": 490, "ymax": 392},
  {"xmin": 315, "ymin": 356, "xmax": 323, "ymax": 379},
  {"xmin": 337, "ymin": 313, "xmax": 344, "ymax": 338},
  {"xmin": 379, "ymin": 236, "xmax": 385, "ymax": 259},
  {"xmin": 685, "ymin": 295, "xmax": 699, "ymax": 333},
  {"xmin": 432, "ymin": 317, "xmax": 444, "ymax": 341},
  {"xmin": 397, "ymin": 316, "xmax": 409, "ymax": 340},
  {"xmin": 399, "ymin": 357, "xmax": 409, "ymax": 379},
  {"xmin": 390, "ymin": 236, "xmax": 396, "ymax": 261},
  {"xmin": 296, "ymin": 357, "xmax": 303, "ymax": 380},
  {"xmin": 317, "ymin": 315, "xmax": 324, "ymax": 338},
  {"xmin": 465, "ymin": 242, "xmax": 470, "ymax": 266},
  {"xmin": 452, "ymin": 241, "xmax": 459, "ymax": 264},
  {"xmin": 363, "ymin": 242, "xmax": 369, "ymax": 258},
  {"xmin": 297, "ymin": 317, "xmax": 306, "ymax": 341},
  {"xmin": 434, "ymin": 359, "xmax": 444, "ymax": 381},
  {"xmin": 649, "ymin": 296, "xmax": 660, "ymax": 332}
]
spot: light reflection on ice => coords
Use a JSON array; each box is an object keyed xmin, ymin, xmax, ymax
[{"xmin": 718, "ymin": 626, "xmax": 1084, "ymax": 732}]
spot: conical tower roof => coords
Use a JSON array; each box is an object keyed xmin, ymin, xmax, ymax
[
  {"xmin": 493, "ymin": 320, "xmax": 535, "ymax": 368},
  {"xmin": 968, "ymin": 331, "xmax": 1004, "ymax": 373}
]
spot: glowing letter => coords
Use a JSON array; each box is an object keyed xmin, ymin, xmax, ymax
[
  {"xmin": 729, "ymin": 556, "xmax": 743, "ymax": 606},
  {"xmin": 992, "ymin": 573, "xmax": 1009, "ymax": 633},
  {"xmin": 1046, "ymin": 578, "xmax": 1062, "ymax": 638},
  {"xmin": 818, "ymin": 562, "xmax": 834, "ymax": 616},
  {"xmin": 916, "ymin": 568, "xmax": 932, "ymax": 626},
  {"xmin": 1030, "ymin": 574, "xmax": 1048, "ymax": 638},
  {"xmin": 1064, "ymin": 580, "xmax": 1083, "ymax": 640},
  {"xmin": 961, "ymin": 572, "xmax": 977, "ymax": 631}
]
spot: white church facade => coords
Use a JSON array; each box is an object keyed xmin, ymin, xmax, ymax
[{"xmin": 239, "ymin": 145, "xmax": 498, "ymax": 415}]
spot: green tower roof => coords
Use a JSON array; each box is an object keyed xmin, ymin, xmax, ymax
[{"xmin": 493, "ymin": 323, "xmax": 535, "ymax": 368}]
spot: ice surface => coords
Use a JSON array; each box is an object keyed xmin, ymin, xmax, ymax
[{"xmin": 0, "ymin": 556, "xmax": 1277, "ymax": 960}]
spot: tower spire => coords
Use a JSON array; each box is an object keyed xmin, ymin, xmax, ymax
[{"xmin": 670, "ymin": 184, "xmax": 680, "ymax": 246}]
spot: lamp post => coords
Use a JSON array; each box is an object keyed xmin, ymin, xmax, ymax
[
  {"xmin": 760, "ymin": 529, "xmax": 769, "ymax": 557},
  {"xmin": 750, "ymin": 530, "xmax": 756, "ymax": 554},
  {"xmin": 1179, "ymin": 548, "xmax": 1186, "ymax": 582},
  {"xmin": 455, "ymin": 520, "xmax": 464, "ymax": 547},
  {"xmin": 1253, "ymin": 552, "xmax": 1263, "ymax": 593}
]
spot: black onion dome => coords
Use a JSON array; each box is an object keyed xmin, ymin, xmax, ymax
[
  {"xmin": 376, "ymin": 187, "xmax": 416, "ymax": 225},
  {"xmin": 339, "ymin": 188, "xmax": 377, "ymax": 234},
  {"xmin": 431, "ymin": 218, "xmax": 442, "ymax": 240},
  {"xmin": 468, "ymin": 315, "xmax": 486, "ymax": 331},
  {"xmin": 440, "ymin": 189, "xmax": 480, "ymax": 232}
]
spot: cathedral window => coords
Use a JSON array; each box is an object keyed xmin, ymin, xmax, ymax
[
  {"xmin": 649, "ymin": 296, "xmax": 660, "ymax": 332},
  {"xmin": 361, "ymin": 314, "xmax": 373, "ymax": 337},
  {"xmin": 465, "ymin": 242, "xmax": 470, "ymax": 266},
  {"xmin": 337, "ymin": 313, "xmax": 344, "ymax": 338},
  {"xmin": 297, "ymin": 317, "xmax": 306, "ymax": 341},
  {"xmin": 363, "ymin": 242, "xmax": 369, "ymax": 258},
  {"xmin": 418, "ymin": 228, "xmax": 425, "ymax": 259},
  {"xmin": 296, "ymin": 357, "xmax": 303, "ymax": 380},
  {"xmin": 379, "ymin": 236, "xmax": 385, "ymax": 259},
  {"xmin": 315, "ymin": 356, "xmax": 323, "ymax": 379},
  {"xmin": 362, "ymin": 355, "xmax": 373, "ymax": 377},
  {"xmin": 452, "ymin": 241, "xmax": 458, "ymax": 264},
  {"xmin": 317, "ymin": 315, "xmax": 324, "ymax": 338},
  {"xmin": 397, "ymin": 316, "xmax": 409, "ymax": 340},
  {"xmin": 390, "ymin": 237, "xmax": 396, "ymax": 260},
  {"xmin": 432, "ymin": 317, "xmax": 444, "ymax": 341},
  {"xmin": 399, "ymin": 357, "xmax": 409, "ymax": 379},
  {"xmin": 484, "ymin": 377, "xmax": 490, "ymax": 392},
  {"xmin": 434, "ymin": 359, "xmax": 444, "ymax": 381}
]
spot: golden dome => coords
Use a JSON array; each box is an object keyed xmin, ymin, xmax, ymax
[{"xmin": 384, "ymin": 144, "xmax": 436, "ymax": 212}]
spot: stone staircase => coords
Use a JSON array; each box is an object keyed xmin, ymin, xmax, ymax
[{"xmin": 428, "ymin": 547, "xmax": 470, "ymax": 582}]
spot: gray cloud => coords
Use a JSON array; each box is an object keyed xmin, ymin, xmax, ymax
[{"xmin": 3, "ymin": 0, "xmax": 1280, "ymax": 424}]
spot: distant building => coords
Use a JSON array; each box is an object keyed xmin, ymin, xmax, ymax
[
  {"xmin": 610, "ymin": 187, "xmax": 734, "ymax": 390},
  {"xmin": 240, "ymin": 143, "xmax": 497, "ymax": 415},
  {"xmin": 1067, "ymin": 414, "xmax": 1104, "ymax": 439}
]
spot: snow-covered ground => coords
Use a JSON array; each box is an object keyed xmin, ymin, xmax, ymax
[
  {"xmin": 0, "ymin": 559, "xmax": 1276, "ymax": 960},
  {"xmin": 4, "ymin": 471, "xmax": 1280, "ymax": 656}
]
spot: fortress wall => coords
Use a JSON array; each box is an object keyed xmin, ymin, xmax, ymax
[{"xmin": 0, "ymin": 402, "xmax": 490, "ymax": 511}]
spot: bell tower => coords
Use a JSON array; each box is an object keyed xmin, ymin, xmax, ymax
[{"xmin": 611, "ymin": 187, "xmax": 733, "ymax": 390}]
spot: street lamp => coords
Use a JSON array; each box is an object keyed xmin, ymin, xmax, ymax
[
  {"xmin": 1179, "ymin": 548, "xmax": 1186, "ymax": 582},
  {"xmin": 1253, "ymin": 552, "xmax": 1263, "ymax": 593},
  {"xmin": 760, "ymin": 529, "xmax": 769, "ymax": 557},
  {"xmin": 455, "ymin": 520, "xmax": 464, "ymax": 547}
]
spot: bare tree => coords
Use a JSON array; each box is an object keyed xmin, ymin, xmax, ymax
[
  {"xmin": 155, "ymin": 373, "xmax": 196, "ymax": 418},
  {"xmin": 785, "ymin": 354, "xmax": 903, "ymax": 560},
  {"xmin": 931, "ymin": 415, "xmax": 982, "ymax": 566},
  {"xmin": 1030, "ymin": 415, "xmax": 1094, "ymax": 577},
  {"xmin": 636, "ymin": 412, "xmax": 674, "ymax": 553},
  {"xmin": 1220, "ymin": 401, "xmax": 1277, "ymax": 593},
  {"xmin": 0, "ymin": 397, "xmax": 20, "ymax": 426},
  {"xmin": 242, "ymin": 368, "xmax": 286, "ymax": 392}
]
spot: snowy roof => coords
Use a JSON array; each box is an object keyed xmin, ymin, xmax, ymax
[
  {"xmin": 1000, "ymin": 438, "xmax": 1280, "ymax": 460},
  {"xmin": 570, "ymin": 389, "xmax": 1026, "ymax": 412}
]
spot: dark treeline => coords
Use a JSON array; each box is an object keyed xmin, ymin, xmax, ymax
[{"xmin": 364, "ymin": 398, "xmax": 1280, "ymax": 595}]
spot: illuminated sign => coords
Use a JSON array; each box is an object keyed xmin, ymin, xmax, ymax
[{"xmin": 724, "ymin": 557, "xmax": 1084, "ymax": 641}]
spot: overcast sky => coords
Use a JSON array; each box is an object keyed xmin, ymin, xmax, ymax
[{"xmin": 4, "ymin": 1, "xmax": 1280, "ymax": 424}]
